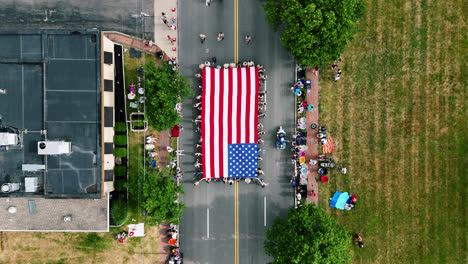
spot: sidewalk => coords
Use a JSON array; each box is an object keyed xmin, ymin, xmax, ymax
[
  {"xmin": 104, "ymin": 31, "xmax": 170, "ymax": 62},
  {"xmin": 153, "ymin": 0, "xmax": 178, "ymax": 61},
  {"xmin": 158, "ymin": 129, "xmax": 172, "ymax": 168},
  {"xmin": 305, "ymin": 66, "xmax": 320, "ymax": 205},
  {"xmin": 158, "ymin": 222, "xmax": 170, "ymax": 264}
]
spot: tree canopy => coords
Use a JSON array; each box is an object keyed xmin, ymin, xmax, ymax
[
  {"xmin": 142, "ymin": 168, "xmax": 185, "ymax": 226},
  {"xmin": 263, "ymin": 0, "xmax": 365, "ymax": 67},
  {"xmin": 264, "ymin": 204, "xmax": 353, "ymax": 264},
  {"xmin": 144, "ymin": 60, "xmax": 192, "ymax": 131}
]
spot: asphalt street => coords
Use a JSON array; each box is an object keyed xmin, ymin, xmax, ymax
[
  {"xmin": 0, "ymin": 0, "xmax": 154, "ymax": 39},
  {"xmin": 178, "ymin": 0, "xmax": 296, "ymax": 263}
]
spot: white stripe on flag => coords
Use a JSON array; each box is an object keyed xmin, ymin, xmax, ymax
[
  {"xmin": 231, "ymin": 69, "xmax": 238, "ymax": 143},
  {"xmin": 213, "ymin": 69, "xmax": 220, "ymax": 178},
  {"xmin": 249, "ymin": 67, "xmax": 256, "ymax": 142},
  {"xmin": 223, "ymin": 69, "xmax": 229, "ymax": 178},
  {"xmin": 240, "ymin": 68, "xmax": 247, "ymax": 142},
  {"xmin": 204, "ymin": 69, "xmax": 211, "ymax": 179}
]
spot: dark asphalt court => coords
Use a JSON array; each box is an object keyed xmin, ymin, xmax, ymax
[{"xmin": 0, "ymin": 30, "xmax": 102, "ymax": 198}]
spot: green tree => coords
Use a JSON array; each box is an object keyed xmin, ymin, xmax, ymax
[
  {"xmin": 144, "ymin": 61, "xmax": 192, "ymax": 131},
  {"xmin": 263, "ymin": 0, "xmax": 365, "ymax": 66},
  {"xmin": 142, "ymin": 168, "xmax": 185, "ymax": 226},
  {"xmin": 264, "ymin": 204, "xmax": 353, "ymax": 264}
]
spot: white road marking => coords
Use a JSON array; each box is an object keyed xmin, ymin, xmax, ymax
[
  {"xmin": 207, "ymin": 208, "xmax": 210, "ymax": 238},
  {"xmin": 264, "ymin": 196, "xmax": 267, "ymax": 227},
  {"xmin": 264, "ymin": 80, "xmax": 267, "ymax": 111}
]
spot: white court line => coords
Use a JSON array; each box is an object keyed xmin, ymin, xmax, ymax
[
  {"xmin": 264, "ymin": 196, "xmax": 266, "ymax": 227},
  {"xmin": 45, "ymin": 90, "xmax": 97, "ymax": 93},
  {"xmin": 207, "ymin": 208, "xmax": 210, "ymax": 238}
]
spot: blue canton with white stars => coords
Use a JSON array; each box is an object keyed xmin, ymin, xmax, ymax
[{"xmin": 228, "ymin": 143, "xmax": 259, "ymax": 178}]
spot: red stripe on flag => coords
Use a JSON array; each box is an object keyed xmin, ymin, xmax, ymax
[
  {"xmin": 227, "ymin": 68, "xmax": 233, "ymax": 144},
  {"xmin": 209, "ymin": 67, "xmax": 216, "ymax": 178},
  {"xmin": 254, "ymin": 67, "xmax": 259, "ymax": 142},
  {"xmin": 236, "ymin": 68, "xmax": 242, "ymax": 143},
  {"xmin": 218, "ymin": 69, "xmax": 225, "ymax": 178},
  {"xmin": 201, "ymin": 67, "xmax": 207, "ymax": 178},
  {"xmin": 245, "ymin": 68, "xmax": 251, "ymax": 142}
]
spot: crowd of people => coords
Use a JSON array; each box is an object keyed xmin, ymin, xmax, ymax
[
  {"xmin": 166, "ymin": 224, "xmax": 183, "ymax": 264},
  {"xmin": 192, "ymin": 62, "xmax": 269, "ymax": 186},
  {"xmin": 199, "ymin": 33, "xmax": 253, "ymax": 45},
  {"xmin": 291, "ymin": 65, "xmax": 351, "ymax": 208},
  {"xmin": 195, "ymin": 59, "xmax": 268, "ymax": 79},
  {"xmin": 290, "ymin": 130, "xmax": 311, "ymax": 206},
  {"xmin": 332, "ymin": 57, "xmax": 343, "ymax": 81}
]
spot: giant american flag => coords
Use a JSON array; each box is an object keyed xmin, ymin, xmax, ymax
[{"xmin": 201, "ymin": 67, "xmax": 259, "ymax": 179}]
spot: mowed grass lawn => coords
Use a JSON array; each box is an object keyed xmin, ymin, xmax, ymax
[{"xmin": 318, "ymin": 0, "xmax": 467, "ymax": 263}]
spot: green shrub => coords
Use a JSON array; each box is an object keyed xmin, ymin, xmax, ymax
[
  {"xmin": 132, "ymin": 121, "xmax": 145, "ymax": 128},
  {"xmin": 114, "ymin": 135, "xmax": 127, "ymax": 146},
  {"xmin": 115, "ymin": 122, "xmax": 127, "ymax": 132},
  {"xmin": 114, "ymin": 148, "xmax": 127, "ymax": 158},
  {"xmin": 114, "ymin": 166, "xmax": 127, "ymax": 178},
  {"xmin": 110, "ymin": 199, "xmax": 129, "ymax": 225},
  {"xmin": 114, "ymin": 179, "xmax": 127, "ymax": 191}
]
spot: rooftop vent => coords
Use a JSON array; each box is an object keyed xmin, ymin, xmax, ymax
[
  {"xmin": 37, "ymin": 141, "xmax": 72, "ymax": 155},
  {"xmin": 8, "ymin": 206, "xmax": 17, "ymax": 214},
  {"xmin": 0, "ymin": 132, "xmax": 19, "ymax": 146}
]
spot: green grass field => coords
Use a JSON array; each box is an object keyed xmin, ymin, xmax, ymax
[{"xmin": 318, "ymin": 0, "xmax": 467, "ymax": 263}]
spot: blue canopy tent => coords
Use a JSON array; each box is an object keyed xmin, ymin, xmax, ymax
[{"xmin": 330, "ymin": 191, "xmax": 350, "ymax": 210}]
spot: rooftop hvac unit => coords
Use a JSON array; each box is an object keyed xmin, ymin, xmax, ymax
[
  {"xmin": 0, "ymin": 132, "xmax": 19, "ymax": 146},
  {"xmin": 37, "ymin": 141, "xmax": 72, "ymax": 155}
]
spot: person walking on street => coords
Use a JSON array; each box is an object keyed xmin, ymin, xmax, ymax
[
  {"xmin": 217, "ymin": 32, "xmax": 224, "ymax": 41},
  {"xmin": 244, "ymin": 35, "xmax": 251, "ymax": 44},
  {"xmin": 162, "ymin": 12, "xmax": 167, "ymax": 25},
  {"xmin": 199, "ymin": 34, "xmax": 207, "ymax": 43}
]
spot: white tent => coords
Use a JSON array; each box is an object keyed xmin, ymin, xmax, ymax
[{"xmin": 128, "ymin": 223, "xmax": 145, "ymax": 237}]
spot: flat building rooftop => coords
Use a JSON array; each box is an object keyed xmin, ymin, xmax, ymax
[{"xmin": 0, "ymin": 30, "xmax": 102, "ymax": 199}]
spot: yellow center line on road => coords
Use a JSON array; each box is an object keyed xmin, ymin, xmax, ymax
[
  {"xmin": 234, "ymin": 0, "xmax": 239, "ymax": 263},
  {"xmin": 234, "ymin": 0, "xmax": 238, "ymax": 64},
  {"xmin": 235, "ymin": 180, "xmax": 239, "ymax": 264}
]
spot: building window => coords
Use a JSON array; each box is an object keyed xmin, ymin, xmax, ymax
[
  {"xmin": 104, "ymin": 170, "xmax": 114, "ymax": 182},
  {"xmin": 104, "ymin": 107, "xmax": 113, "ymax": 127},
  {"xmin": 104, "ymin": 79, "xmax": 113, "ymax": 92},
  {"xmin": 104, "ymin": 52, "xmax": 113, "ymax": 65}
]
